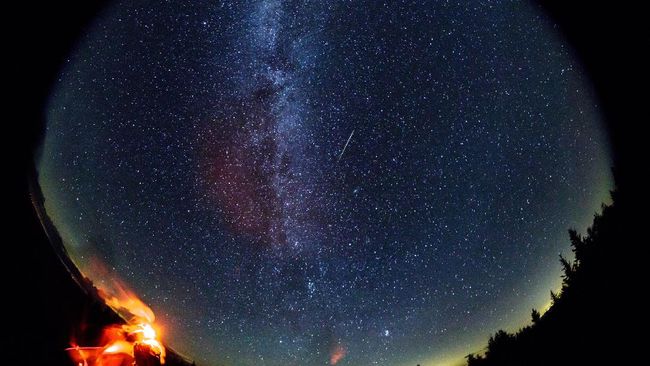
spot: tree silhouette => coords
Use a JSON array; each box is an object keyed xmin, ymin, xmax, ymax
[
  {"xmin": 466, "ymin": 179, "xmax": 630, "ymax": 366},
  {"xmin": 530, "ymin": 309, "xmax": 540, "ymax": 324}
]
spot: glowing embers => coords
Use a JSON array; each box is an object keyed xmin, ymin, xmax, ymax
[{"xmin": 67, "ymin": 280, "xmax": 165, "ymax": 366}]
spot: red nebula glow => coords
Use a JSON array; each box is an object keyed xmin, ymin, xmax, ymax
[{"xmin": 198, "ymin": 115, "xmax": 290, "ymax": 246}]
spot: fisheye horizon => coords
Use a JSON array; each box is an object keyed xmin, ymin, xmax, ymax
[{"xmin": 36, "ymin": 1, "xmax": 613, "ymax": 365}]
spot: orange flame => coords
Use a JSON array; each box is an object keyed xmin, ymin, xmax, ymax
[{"xmin": 68, "ymin": 272, "xmax": 166, "ymax": 366}]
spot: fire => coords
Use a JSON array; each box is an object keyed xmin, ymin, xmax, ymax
[{"xmin": 67, "ymin": 279, "xmax": 166, "ymax": 366}]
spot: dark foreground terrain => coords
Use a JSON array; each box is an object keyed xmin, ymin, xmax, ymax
[
  {"xmin": 466, "ymin": 178, "xmax": 633, "ymax": 366},
  {"xmin": 7, "ymin": 2, "xmax": 639, "ymax": 366},
  {"xmin": 9, "ymin": 172, "xmax": 195, "ymax": 366}
]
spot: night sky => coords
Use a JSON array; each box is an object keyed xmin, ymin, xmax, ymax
[{"xmin": 38, "ymin": 1, "xmax": 612, "ymax": 365}]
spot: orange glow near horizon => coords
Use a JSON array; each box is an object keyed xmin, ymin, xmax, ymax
[
  {"xmin": 330, "ymin": 343, "xmax": 347, "ymax": 365},
  {"xmin": 67, "ymin": 262, "xmax": 166, "ymax": 366}
]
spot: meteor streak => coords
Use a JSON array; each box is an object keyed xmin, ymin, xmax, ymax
[{"xmin": 337, "ymin": 130, "xmax": 355, "ymax": 162}]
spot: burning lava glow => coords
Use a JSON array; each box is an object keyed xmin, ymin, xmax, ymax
[{"xmin": 67, "ymin": 280, "xmax": 166, "ymax": 366}]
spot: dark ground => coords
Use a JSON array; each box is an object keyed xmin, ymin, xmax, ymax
[
  {"xmin": 466, "ymin": 175, "xmax": 632, "ymax": 366},
  {"xmin": 6, "ymin": 1, "xmax": 641, "ymax": 365}
]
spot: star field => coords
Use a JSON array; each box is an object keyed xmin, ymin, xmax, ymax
[{"xmin": 38, "ymin": 1, "xmax": 612, "ymax": 365}]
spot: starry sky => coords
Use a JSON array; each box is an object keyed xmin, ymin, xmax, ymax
[{"xmin": 38, "ymin": 1, "xmax": 613, "ymax": 365}]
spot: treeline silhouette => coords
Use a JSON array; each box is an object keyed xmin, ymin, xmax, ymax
[{"xmin": 466, "ymin": 179, "xmax": 630, "ymax": 366}]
